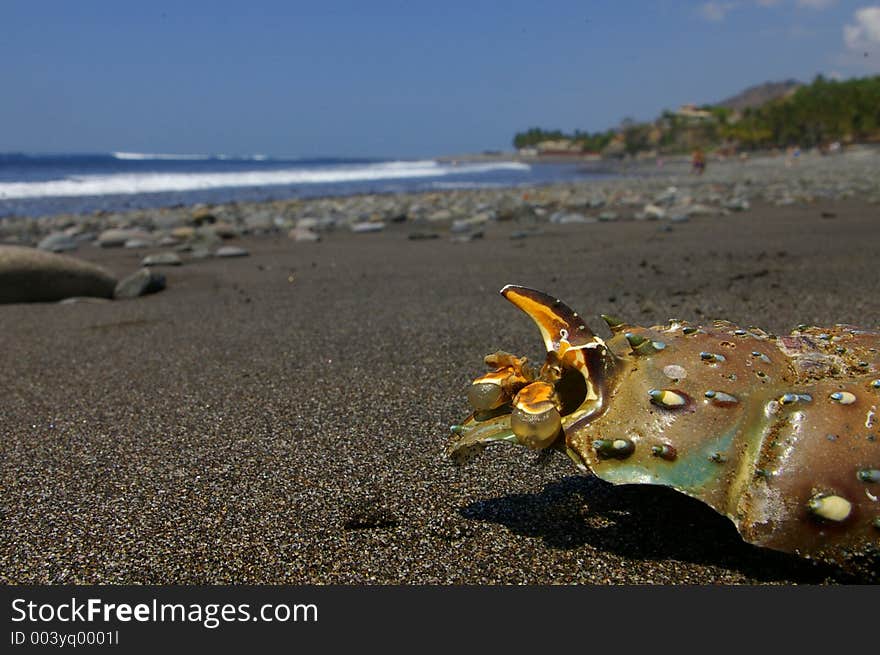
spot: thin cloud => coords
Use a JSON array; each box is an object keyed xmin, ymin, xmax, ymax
[
  {"xmin": 844, "ymin": 6, "xmax": 880, "ymax": 50},
  {"xmin": 699, "ymin": 1, "xmax": 737, "ymax": 21},
  {"xmin": 796, "ymin": 0, "xmax": 838, "ymax": 9}
]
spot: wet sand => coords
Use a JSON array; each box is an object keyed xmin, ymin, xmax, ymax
[{"xmin": 1, "ymin": 197, "xmax": 878, "ymax": 584}]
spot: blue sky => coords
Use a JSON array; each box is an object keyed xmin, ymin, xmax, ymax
[{"xmin": 1, "ymin": 0, "xmax": 878, "ymax": 158}]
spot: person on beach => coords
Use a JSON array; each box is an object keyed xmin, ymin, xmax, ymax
[{"xmin": 691, "ymin": 148, "xmax": 706, "ymax": 175}]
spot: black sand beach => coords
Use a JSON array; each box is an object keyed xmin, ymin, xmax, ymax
[{"xmin": 2, "ymin": 185, "xmax": 879, "ymax": 584}]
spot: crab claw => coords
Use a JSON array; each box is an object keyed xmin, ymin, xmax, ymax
[
  {"xmin": 467, "ymin": 352, "xmax": 533, "ymax": 412},
  {"xmin": 447, "ymin": 285, "xmax": 620, "ymax": 465},
  {"xmin": 501, "ymin": 285, "xmax": 597, "ymax": 352}
]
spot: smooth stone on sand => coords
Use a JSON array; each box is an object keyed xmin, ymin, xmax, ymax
[
  {"xmin": 724, "ymin": 197, "xmax": 751, "ymax": 212},
  {"xmin": 171, "ymin": 226, "xmax": 196, "ymax": 240},
  {"xmin": 190, "ymin": 248, "xmax": 213, "ymax": 259},
  {"xmin": 97, "ymin": 228, "xmax": 153, "ymax": 248},
  {"xmin": 37, "ymin": 232, "xmax": 79, "ymax": 253},
  {"xmin": 243, "ymin": 212, "xmax": 275, "ymax": 232},
  {"xmin": 643, "ymin": 204, "xmax": 667, "ymax": 220},
  {"xmin": 0, "ymin": 245, "xmax": 117, "ymax": 303},
  {"xmin": 206, "ymin": 222, "xmax": 239, "ymax": 239},
  {"xmin": 142, "ymin": 252, "xmax": 183, "ymax": 267},
  {"xmin": 549, "ymin": 211, "xmax": 596, "ymax": 224},
  {"xmin": 683, "ymin": 204, "xmax": 716, "ymax": 217},
  {"xmin": 215, "ymin": 246, "xmax": 249, "ymax": 257},
  {"xmin": 288, "ymin": 227, "xmax": 321, "ymax": 242},
  {"xmin": 451, "ymin": 230, "xmax": 484, "ymax": 243},
  {"xmin": 124, "ymin": 238, "xmax": 154, "ymax": 249},
  {"xmin": 350, "ymin": 222, "xmax": 385, "ymax": 233},
  {"xmin": 654, "ymin": 186, "xmax": 679, "ymax": 204},
  {"xmin": 426, "ymin": 209, "xmax": 453, "ymax": 222},
  {"xmin": 114, "ymin": 268, "xmax": 166, "ymax": 299},
  {"xmin": 450, "ymin": 217, "xmax": 488, "ymax": 233}
]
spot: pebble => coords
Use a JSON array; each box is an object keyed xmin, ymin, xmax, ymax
[
  {"xmin": 171, "ymin": 226, "xmax": 196, "ymax": 240},
  {"xmin": 350, "ymin": 222, "xmax": 385, "ymax": 233},
  {"xmin": 643, "ymin": 204, "xmax": 666, "ymax": 220},
  {"xmin": 451, "ymin": 231, "xmax": 483, "ymax": 243},
  {"xmin": 37, "ymin": 232, "xmax": 79, "ymax": 253},
  {"xmin": 209, "ymin": 222, "xmax": 239, "ymax": 239},
  {"xmin": 724, "ymin": 198, "xmax": 750, "ymax": 212},
  {"xmin": 98, "ymin": 229, "xmax": 153, "ymax": 248},
  {"xmin": 215, "ymin": 246, "xmax": 250, "ymax": 258},
  {"xmin": 142, "ymin": 252, "xmax": 183, "ymax": 267},
  {"xmin": 550, "ymin": 212, "xmax": 595, "ymax": 224},
  {"xmin": 288, "ymin": 227, "xmax": 321, "ymax": 242},
  {"xmin": 114, "ymin": 268, "xmax": 166, "ymax": 299},
  {"xmin": 124, "ymin": 239, "xmax": 153, "ymax": 249}
]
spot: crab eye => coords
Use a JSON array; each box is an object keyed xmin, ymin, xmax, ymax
[
  {"xmin": 468, "ymin": 381, "xmax": 506, "ymax": 411},
  {"xmin": 510, "ymin": 381, "xmax": 562, "ymax": 449}
]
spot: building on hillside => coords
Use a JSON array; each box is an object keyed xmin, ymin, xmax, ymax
[
  {"xmin": 534, "ymin": 140, "xmax": 584, "ymax": 156},
  {"xmin": 675, "ymin": 104, "xmax": 713, "ymax": 121}
]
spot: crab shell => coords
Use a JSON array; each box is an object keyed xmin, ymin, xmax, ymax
[{"xmin": 447, "ymin": 285, "xmax": 880, "ymax": 569}]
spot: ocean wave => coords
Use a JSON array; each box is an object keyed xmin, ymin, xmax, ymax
[
  {"xmin": 0, "ymin": 160, "xmax": 530, "ymax": 199},
  {"xmin": 112, "ymin": 152, "xmax": 217, "ymax": 161},
  {"xmin": 112, "ymin": 151, "xmax": 272, "ymax": 161}
]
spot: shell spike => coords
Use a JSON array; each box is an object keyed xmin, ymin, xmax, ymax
[
  {"xmin": 625, "ymin": 332, "xmax": 663, "ymax": 356},
  {"xmin": 601, "ymin": 314, "xmax": 627, "ymax": 333}
]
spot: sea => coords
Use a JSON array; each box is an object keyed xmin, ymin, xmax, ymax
[{"xmin": 0, "ymin": 152, "xmax": 612, "ymax": 219}]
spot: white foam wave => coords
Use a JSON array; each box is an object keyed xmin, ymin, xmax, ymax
[
  {"xmin": 113, "ymin": 151, "xmax": 271, "ymax": 161},
  {"xmin": 112, "ymin": 152, "xmax": 215, "ymax": 161},
  {"xmin": 0, "ymin": 160, "xmax": 530, "ymax": 199}
]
